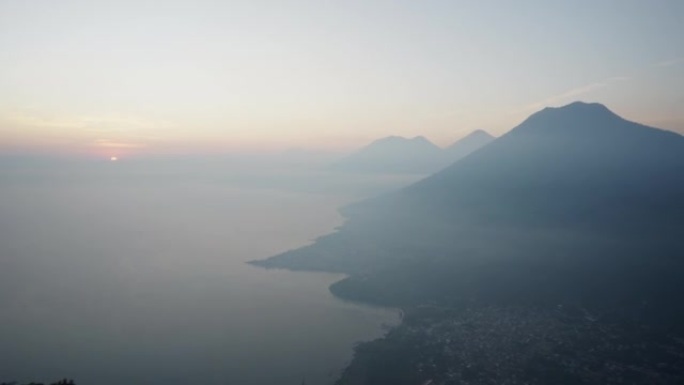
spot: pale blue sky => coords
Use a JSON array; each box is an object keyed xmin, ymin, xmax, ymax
[{"xmin": 1, "ymin": 0, "xmax": 682, "ymax": 157}]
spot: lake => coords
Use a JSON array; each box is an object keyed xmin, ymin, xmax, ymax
[{"xmin": 0, "ymin": 161, "xmax": 414, "ymax": 385}]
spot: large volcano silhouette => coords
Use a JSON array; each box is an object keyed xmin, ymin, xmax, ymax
[
  {"xmin": 346, "ymin": 101, "xmax": 684, "ymax": 239},
  {"xmin": 254, "ymin": 101, "xmax": 684, "ymax": 384},
  {"xmin": 256, "ymin": 101, "xmax": 684, "ymax": 318}
]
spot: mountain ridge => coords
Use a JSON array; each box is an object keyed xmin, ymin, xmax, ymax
[
  {"xmin": 329, "ymin": 130, "xmax": 494, "ymax": 174},
  {"xmin": 254, "ymin": 101, "xmax": 684, "ymax": 384},
  {"xmin": 339, "ymin": 101, "xmax": 684, "ymax": 236}
]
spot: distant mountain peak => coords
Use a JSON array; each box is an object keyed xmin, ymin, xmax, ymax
[
  {"xmin": 511, "ymin": 101, "xmax": 631, "ymax": 138},
  {"xmin": 471, "ymin": 128, "xmax": 490, "ymax": 134},
  {"xmin": 411, "ymin": 135, "xmax": 431, "ymax": 142},
  {"xmin": 444, "ymin": 129, "xmax": 494, "ymax": 155},
  {"xmin": 371, "ymin": 135, "xmax": 437, "ymax": 146},
  {"xmin": 540, "ymin": 101, "xmax": 617, "ymax": 116},
  {"xmin": 373, "ymin": 135, "xmax": 406, "ymax": 143},
  {"xmin": 551, "ymin": 100, "xmax": 610, "ymax": 110},
  {"xmin": 329, "ymin": 135, "xmax": 443, "ymax": 174},
  {"xmin": 461, "ymin": 129, "xmax": 494, "ymax": 140},
  {"xmin": 535, "ymin": 101, "xmax": 618, "ymax": 120}
]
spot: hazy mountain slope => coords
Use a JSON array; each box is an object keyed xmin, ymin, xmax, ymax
[
  {"xmin": 328, "ymin": 136, "xmax": 443, "ymax": 174},
  {"xmin": 256, "ymin": 101, "xmax": 684, "ymax": 308},
  {"xmin": 329, "ymin": 130, "xmax": 495, "ymax": 174},
  {"xmin": 254, "ymin": 102, "xmax": 684, "ymax": 383},
  {"xmin": 442, "ymin": 129, "xmax": 494, "ymax": 162},
  {"xmin": 348, "ymin": 102, "xmax": 684, "ymax": 236}
]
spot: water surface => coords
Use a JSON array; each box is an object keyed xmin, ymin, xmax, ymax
[{"xmin": 0, "ymin": 164, "xmax": 404, "ymax": 385}]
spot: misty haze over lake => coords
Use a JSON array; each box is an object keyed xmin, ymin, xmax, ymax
[
  {"xmin": 0, "ymin": 160, "xmax": 414, "ymax": 385},
  {"xmin": 2, "ymin": 1, "xmax": 683, "ymax": 383}
]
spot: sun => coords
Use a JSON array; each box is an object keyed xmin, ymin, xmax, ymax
[{"xmin": 110, "ymin": 156, "xmax": 118, "ymax": 162}]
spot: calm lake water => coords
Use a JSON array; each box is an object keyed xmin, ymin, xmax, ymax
[{"xmin": 0, "ymin": 162, "xmax": 410, "ymax": 385}]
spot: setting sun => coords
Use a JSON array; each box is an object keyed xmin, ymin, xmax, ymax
[{"xmin": 110, "ymin": 156, "xmax": 118, "ymax": 162}]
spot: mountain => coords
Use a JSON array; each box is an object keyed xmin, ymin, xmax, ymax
[
  {"xmin": 329, "ymin": 130, "xmax": 494, "ymax": 174},
  {"xmin": 329, "ymin": 135, "xmax": 443, "ymax": 174},
  {"xmin": 351, "ymin": 101, "xmax": 684, "ymax": 236},
  {"xmin": 254, "ymin": 102, "xmax": 684, "ymax": 384},
  {"xmin": 260, "ymin": 100, "xmax": 684, "ymax": 274},
  {"xmin": 442, "ymin": 129, "xmax": 494, "ymax": 161}
]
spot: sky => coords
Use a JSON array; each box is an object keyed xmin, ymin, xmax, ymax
[{"xmin": 1, "ymin": 0, "xmax": 683, "ymax": 158}]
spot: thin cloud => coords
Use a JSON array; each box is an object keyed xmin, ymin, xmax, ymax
[
  {"xmin": 3, "ymin": 113, "xmax": 87, "ymax": 130},
  {"xmin": 0, "ymin": 109, "xmax": 173, "ymax": 153},
  {"xmin": 521, "ymin": 75, "xmax": 632, "ymax": 114},
  {"xmin": 524, "ymin": 82, "xmax": 606, "ymax": 112},
  {"xmin": 1, "ymin": 110, "xmax": 175, "ymax": 133},
  {"xmin": 92, "ymin": 139, "xmax": 147, "ymax": 149},
  {"xmin": 606, "ymin": 76, "xmax": 631, "ymax": 82},
  {"xmin": 521, "ymin": 57, "xmax": 682, "ymax": 115},
  {"xmin": 655, "ymin": 57, "xmax": 684, "ymax": 67}
]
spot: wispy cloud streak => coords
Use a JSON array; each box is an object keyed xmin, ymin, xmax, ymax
[
  {"xmin": 655, "ymin": 57, "xmax": 684, "ymax": 67},
  {"xmin": 522, "ymin": 76, "xmax": 630, "ymax": 113}
]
